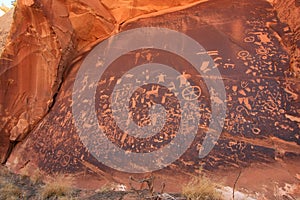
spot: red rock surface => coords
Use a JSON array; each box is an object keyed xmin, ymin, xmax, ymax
[
  {"xmin": 274, "ymin": 0, "xmax": 300, "ymax": 77},
  {"xmin": 0, "ymin": 0, "xmax": 299, "ymax": 198}
]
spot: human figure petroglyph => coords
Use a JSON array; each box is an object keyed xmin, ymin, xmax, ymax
[
  {"xmin": 156, "ymin": 73, "xmax": 166, "ymax": 83},
  {"xmin": 177, "ymin": 72, "xmax": 191, "ymax": 88}
]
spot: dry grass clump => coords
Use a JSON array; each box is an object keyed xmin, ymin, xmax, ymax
[
  {"xmin": 0, "ymin": 165, "xmax": 11, "ymax": 178},
  {"xmin": 0, "ymin": 166, "xmax": 79, "ymax": 199},
  {"xmin": 182, "ymin": 175, "xmax": 222, "ymax": 200},
  {"xmin": 20, "ymin": 166, "xmax": 44, "ymax": 185},
  {"xmin": 30, "ymin": 169, "xmax": 44, "ymax": 185},
  {"xmin": 0, "ymin": 183, "xmax": 22, "ymax": 200},
  {"xmin": 0, "ymin": 166, "xmax": 22, "ymax": 200},
  {"xmin": 39, "ymin": 175, "xmax": 73, "ymax": 199}
]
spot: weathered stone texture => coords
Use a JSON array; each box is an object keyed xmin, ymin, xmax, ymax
[{"xmin": 0, "ymin": 1, "xmax": 299, "ymax": 192}]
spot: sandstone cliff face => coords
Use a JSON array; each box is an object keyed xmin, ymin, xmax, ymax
[
  {"xmin": 0, "ymin": 0, "xmax": 201, "ymax": 162},
  {"xmin": 0, "ymin": 0, "xmax": 299, "ymax": 196},
  {"xmin": 274, "ymin": 0, "xmax": 300, "ymax": 77}
]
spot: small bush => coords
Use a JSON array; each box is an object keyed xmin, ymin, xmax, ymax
[
  {"xmin": 0, "ymin": 166, "xmax": 11, "ymax": 177},
  {"xmin": 30, "ymin": 169, "xmax": 43, "ymax": 185},
  {"xmin": 39, "ymin": 175, "xmax": 73, "ymax": 199},
  {"xmin": 182, "ymin": 175, "xmax": 222, "ymax": 200},
  {"xmin": 0, "ymin": 183, "xmax": 22, "ymax": 200}
]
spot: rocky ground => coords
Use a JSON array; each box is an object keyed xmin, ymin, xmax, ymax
[
  {"xmin": 1, "ymin": 162, "xmax": 299, "ymax": 200},
  {"xmin": 0, "ymin": 165, "xmax": 206, "ymax": 200},
  {"xmin": 1, "ymin": 164, "xmax": 263, "ymax": 200}
]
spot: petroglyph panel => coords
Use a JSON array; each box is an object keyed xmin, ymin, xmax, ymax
[{"xmin": 6, "ymin": 0, "xmax": 299, "ymax": 174}]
